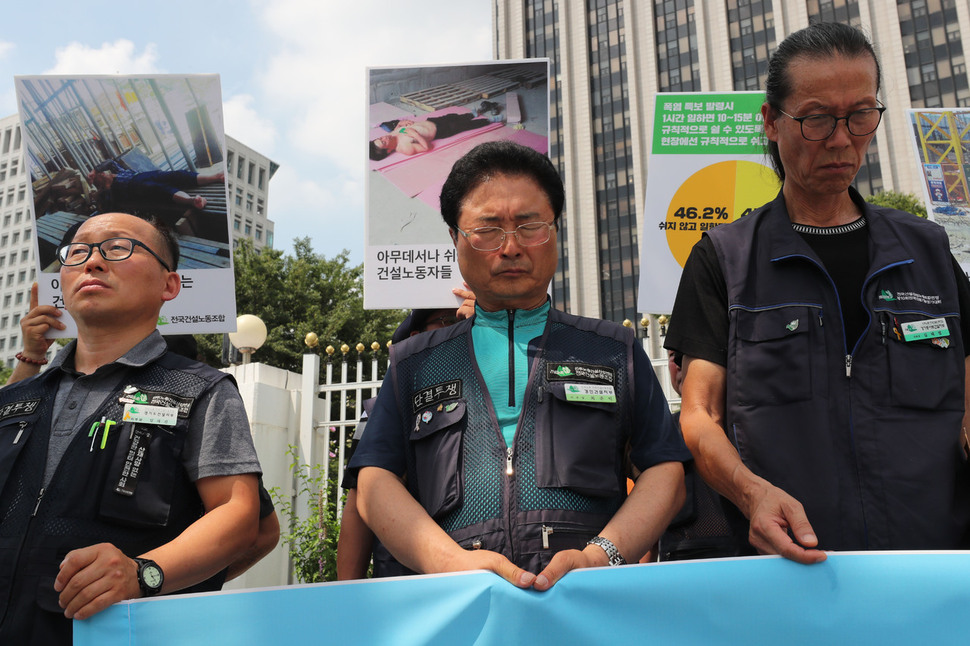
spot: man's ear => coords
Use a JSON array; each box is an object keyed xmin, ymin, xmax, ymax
[
  {"xmin": 449, "ymin": 228, "xmax": 458, "ymax": 247},
  {"xmin": 161, "ymin": 271, "xmax": 181, "ymax": 302},
  {"xmin": 762, "ymin": 102, "xmax": 780, "ymax": 142}
]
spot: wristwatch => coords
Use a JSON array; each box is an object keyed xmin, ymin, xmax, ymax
[
  {"xmin": 587, "ymin": 536, "xmax": 627, "ymax": 566},
  {"xmin": 133, "ymin": 558, "xmax": 164, "ymax": 597}
]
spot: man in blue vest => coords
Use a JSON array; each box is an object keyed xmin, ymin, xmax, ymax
[
  {"xmin": 0, "ymin": 212, "xmax": 264, "ymax": 644},
  {"xmin": 351, "ymin": 141, "xmax": 689, "ymax": 590}
]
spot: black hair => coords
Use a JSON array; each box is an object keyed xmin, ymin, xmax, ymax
[
  {"xmin": 439, "ymin": 140, "xmax": 565, "ymax": 231},
  {"xmin": 764, "ymin": 22, "xmax": 882, "ymax": 181},
  {"xmin": 139, "ymin": 214, "xmax": 180, "ymax": 270},
  {"xmin": 369, "ymin": 139, "xmax": 391, "ymax": 162}
]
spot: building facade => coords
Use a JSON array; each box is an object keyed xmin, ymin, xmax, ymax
[
  {"xmin": 226, "ymin": 136, "xmax": 279, "ymax": 251},
  {"xmin": 0, "ymin": 113, "xmax": 277, "ymax": 369},
  {"xmin": 494, "ymin": 0, "xmax": 970, "ymax": 324}
]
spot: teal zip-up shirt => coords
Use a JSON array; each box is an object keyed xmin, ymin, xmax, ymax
[{"xmin": 471, "ymin": 301, "xmax": 550, "ymax": 446}]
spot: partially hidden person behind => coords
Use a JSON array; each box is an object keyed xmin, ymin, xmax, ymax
[
  {"xmin": 350, "ymin": 140, "xmax": 690, "ymax": 590},
  {"xmin": 665, "ymin": 22, "xmax": 970, "ymax": 565},
  {"xmin": 336, "ymin": 289, "xmax": 475, "ymax": 580},
  {"xmin": 0, "ymin": 213, "xmax": 267, "ymax": 645}
]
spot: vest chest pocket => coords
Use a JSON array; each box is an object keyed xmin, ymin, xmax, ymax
[
  {"xmin": 882, "ymin": 312, "xmax": 962, "ymax": 410},
  {"xmin": 409, "ymin": 400, "xmax": 466, "ymax": 520},
  {"xmin": 734, "ymin": 306, "xmax": 816, "ymax": 405},
  {"xmin": 534, "ymin": 383, "xmax": 620, "ymax": 497},
  {"xmin": 98, "ymin": 422, "xmax": 185, "ymax": 528},
  {"xmin": 0, "ymin": 412, "xmax": 39, "ymax": 494}
]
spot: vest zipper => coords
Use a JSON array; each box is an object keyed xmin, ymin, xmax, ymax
[
  {"xmin": 845, "ymin": 354, "xmax": 853, "ymax": 378},
  {"xmin": 506, "ymin": 447, "xmax": 514, "ymax": 476},
  {"xmin": 507, "ymin": 309, "xmax": 515, "ymax": 407},
  {"xmin": 541, "ymin": 524, "xmax": 553, "ymax": 549},
  {"xmin": 32, "ymin": 487, "xmax": 45, "ymax": 517}
]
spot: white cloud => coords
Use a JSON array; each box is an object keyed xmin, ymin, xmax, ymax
[
  {"xmin": 44, "ymin": 40, "xmax": 161, "ymax": 75},
  {"xmin": 253, "ymin": 1, "xmax": 491, "ymax": 175},
  {"xmin": 224, "ymin": 94, "xmax": 278, "ymax": 155}
]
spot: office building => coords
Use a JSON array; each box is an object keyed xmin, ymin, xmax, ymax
[{"xmin": 494, "ymin": 0, "xmax": 970, "ymax": 323}]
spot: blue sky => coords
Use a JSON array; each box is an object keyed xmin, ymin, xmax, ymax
[{"xmin": 0, "ymin": 0, "xmax": 492, "ymax": 262}]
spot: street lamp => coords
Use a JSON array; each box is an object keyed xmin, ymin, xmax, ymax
[{"xmin": 229, "ymin": 314, "xmax": 267, "ymax": 364}]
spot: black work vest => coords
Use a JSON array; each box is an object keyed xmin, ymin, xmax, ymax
[
  {"xmin": 389, "ymin": 308, "xmax": 634, "ymax": 573},
  {"xmin": 0, "ymin": 351, "xmax": 230, "ymax": 645},
  {"xmin": 708, "ymin": 192, "xmax": 970, "ymax": 551}
]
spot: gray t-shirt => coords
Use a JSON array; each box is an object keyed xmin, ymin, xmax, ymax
[{"xmin": 44, "ymin": 331, "xmax": 260, "ymax": 485}]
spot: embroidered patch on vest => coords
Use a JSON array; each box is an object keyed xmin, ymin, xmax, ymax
[
  {"xmin": 412, "ymin": 380, "xmax": 462, "ymax": 413},
  {"xmin": 546, "ymin": 362, "xmax": 615, "ymax": 385},
  {"xmin": 0, "ymin": 398, "xmax": 41, "ymax": 422},
  {"xmin": 118, "ymin": 387, "xmax": 195, "ymax": 418}
]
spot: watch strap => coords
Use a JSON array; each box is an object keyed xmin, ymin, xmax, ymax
[{"xmin": 587, "ymin": 536, "xmax": 626, "ymax": 566}]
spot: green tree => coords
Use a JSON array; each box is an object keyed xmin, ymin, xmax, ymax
[
  {"xmin": 866, "ymin": 190, "xmax": 927, "ymax": 218},
  {"xmin": 199, "ymin": 239, "xmax": 404, "ymax": 372},
  {"xmin": 0, "ymin": 366, "xmax": 11, "ymax": 384}
]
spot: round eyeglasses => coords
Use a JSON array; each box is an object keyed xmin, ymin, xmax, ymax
[
  {"xmin": 57, "ymin": 237, "xmax": 172, "ymax": 272},
  {"xmin": 455, "ymin": 221, "xmax": 555, "ymax": 252},
  {"xmin": 777, "ymin": 105, "xmax": 886, "ymax": 141}
]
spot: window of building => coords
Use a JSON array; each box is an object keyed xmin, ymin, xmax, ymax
[
  {"xmin": 17, "ymin": 270, "xmax": 25, "ymax": 284},
  {"xmin": 0, "ymin": 316, "xmax": 6, "ymax": 329},
  {"xmin": 2, "ymin": 295, "xmax": 9, "ymax": 308},
  {"xmin": 17, "ymin": 188, "xmax": 24, "ymax": 202},
  {"xmin": 23, "ymin": 229, "xmax": 30, "ymax": 242},
  {"xmin": 11, "ymin": 232, "xmax": 18, "ymax": 245},
  {"xmin": 236, "ymin": 156, "xmax": 245, "ymax": 179},
  {"xmin": 1, "ymin": 234, "xmax": 7, "ymax": 247},
  {"xmin": 2, "ymin": 215, "xmax": 9, "ymax": 227},
  {"xmin": 226, "ymin": 151, "xmax": 234, "ymax": 174},
  {"xmin": 248, "ymin": 162, "xmax": 255, "ymax": 185},
  {"xmin": 0, "ymin": 339, "xmax": 5, "ymax": 351},
  {"xmin": 14, "ymin": 210, "xmax": 22, "ymax": 224},
  {"xmin": 12, "ymin": 127, "xmax": 20, "ymax": 151},
  {"xmin": 257, "ymin": 198, "xmax": 264, "ymax": 216},
  {"xmin": 12, "ymin": 313, "xmax": 19, "ymax": 326},
  {"xmin": 1, "ymin": 129, "xmax": 9, "ymax": 154},
  {"xmin": 246, "ymin": 193, "xmax": 254, "ymax": 211},
  {"xmin": 6, "ymin": 273, "xmax": 13, "ymax": 286},
  {"xmin": 258, "ymin": 168, "xmax": 266, "ymax": 190},
  {"xmin": 20, "ymin": 250, "xmax": 28, "ymax": 262},
  {"xmin": 255, "ymin": 227, "xmax": 263, "ymax": 241},
  {"xmin": 233, "ymin": 219, "xmax": 241, "ymax": 231},
  {"xmin": 14, "ymin": 291, "xmax": 22, "ymax": 305},
  {"xmin": 10, "ymin": 159, "xmax": 18, "ymax": 176}
]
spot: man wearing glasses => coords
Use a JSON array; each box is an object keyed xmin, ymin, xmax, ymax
[
  {"xmin": 351, "ymin": 141, "xmax": 689, "ymax": 590},
  {"xmin": 0, "ymin": 213, "xmax": 264, "ymax": 645},
  {"xmin": 665, "ymin": 23, "xmax": 970, "ymax": 564}
]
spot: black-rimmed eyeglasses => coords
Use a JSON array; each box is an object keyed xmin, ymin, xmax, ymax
[
  {"xmin": 777, "ymin": 104, "xmax": 886, "ymax": 141},
  {"xmin": 57, "ymin": 237, "xmax": 173, "ymax": 272},
  {"xmin": 455, "ymin": 221, "xmax": 555, "ymax": 252}
]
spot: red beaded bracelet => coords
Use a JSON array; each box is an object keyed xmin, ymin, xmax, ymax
[{"xmin": 15, "ymin": 352, "xmax": 48, "ymax": 366}]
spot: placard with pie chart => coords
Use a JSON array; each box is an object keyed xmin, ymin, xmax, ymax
[{"xmin": 637, "ymin": 91, "xmax": 781, "ymax": 314}]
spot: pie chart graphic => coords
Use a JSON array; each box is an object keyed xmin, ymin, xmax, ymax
[{"xmin": 663, "ymin": 160, "xmax": 780, "ymax": 266}]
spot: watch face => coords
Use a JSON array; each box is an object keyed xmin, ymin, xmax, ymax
[{"xmin": 143, "ymin": 565, "xmax": 163, "ymax": 589}]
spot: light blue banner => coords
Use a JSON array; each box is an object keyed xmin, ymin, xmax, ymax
[{"xmin": 75, "ymin": 552, "xmax": 968, "ymax": 645}]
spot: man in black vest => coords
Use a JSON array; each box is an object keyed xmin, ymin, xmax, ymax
[
  {"xmin": 351, "ymin": 141, "xmax": 689, "ymax": 590},
  {"xmin": 0, "ymin": 212, "xmax": 265, "ymax": 644}
]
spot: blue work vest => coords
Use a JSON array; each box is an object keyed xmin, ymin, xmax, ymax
[
  {"xmin": 708, "ymin": 192, "xmax": 970, "ymax": 551},
  {"xmin": 389, "ymin": 308, "xmax": 636, "ymax": 572},
  {"xmin": 0, "ymin": 352, "xmax": 230, "ymax": 645}
]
